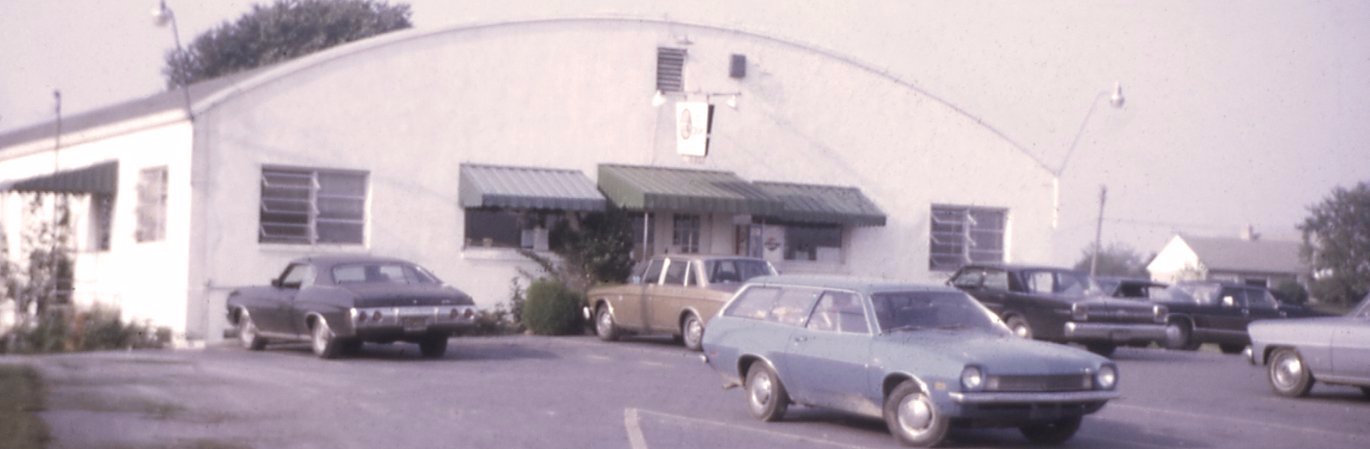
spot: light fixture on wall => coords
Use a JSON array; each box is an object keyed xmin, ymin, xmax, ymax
[{"xmin": 652, "ymin": 90, "xmax": 667, "ymax": 108}]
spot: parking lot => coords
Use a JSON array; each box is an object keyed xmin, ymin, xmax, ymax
[{"xmin": 8, "ymin": 335, "xmax": 1369, "ymax": 449}]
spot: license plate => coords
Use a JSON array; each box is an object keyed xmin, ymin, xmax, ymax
[{"xmin": 401, "ymin": 316, "xmax": 428, "ymax": 331}]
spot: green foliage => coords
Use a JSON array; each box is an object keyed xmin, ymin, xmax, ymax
[
  {"xmin": 1299, "ymin": 182, "xmax": 1370, "ymax": 306},
  {"xmin": 163, "ymin": 0, "xmax": 412, "ymax": 88},
  {"xmin": 1273, "ymin": 280, "xmax": 1309, "ymax": 305},
  {"xmin": 520, "ymin": 279, "xmax": 584, "ymax": 335},
  {"xmin": 1072, "ymin": 243, "xmax": 1150, "ymax": 277},
  {"xmin": 2, "ymin": 305, "xmax": 166, "ymax": 354},
  {"xmin": 0, "ymin": 364, "xmax": 50, "ymax": 449},
  {"xmin": 464, "ymin": 278, "xmax": 527, "ymax": 336}
]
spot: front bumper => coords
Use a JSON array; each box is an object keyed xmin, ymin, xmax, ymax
[
  {"xmin": 1063, "ymin": 321, "xmax": 1167, "ymax": 343},
  {"xmin": 949, "ymin": 390, "xmax": 1120, "ymax": 404}
]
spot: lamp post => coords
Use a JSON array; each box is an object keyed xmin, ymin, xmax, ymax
[
  {"xmin": 1051, "ymin": 82, "xmax": 1125, "ymax": 228},
  {"xmin": 152, "ymin": 0, "xmax": 193, "ymax": 121}
]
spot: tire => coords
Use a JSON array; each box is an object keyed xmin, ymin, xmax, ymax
[
  {"xmin": 1268, "ymin": 348, "xmax": 1313, "ymax": 397},
  {"xmin": 1005, "ymin": 315, "xmax": 1033, "ymax": 339},
  {"xmin": 1360, "ymin": 387, "xmax": 1370, "ymax": 399},
  {"xmin": 1218, "ymin": 344, "xmax": 1245, "ymax": 355},
  {"xmin": 1164, "ymin": 320, "xmax": 1199, "ymax": 351},
  {"xmin": 681, "ymin": 313, "xmax": 705, "ymax": 351},
  {"xmin": 340, "ymin": 339, "xmax": 364, "ymax": 356},
  {"xmin": 1020, "ymin": 416, "xmax": 1083, "ymax": 445},
  {"xmin": 237, "ymin": 313, "xmax": 268, "ymax": 351},
  {"xmin": 419, "ymin": 336, "xmax": 448, "ymax": 359},
  {"xmin": 883, "ymin": 381, "xmax": 950, "ymax": 447},
  {"xmin": 595, "ymin": 305, "xmax": 620, "ymax": 342},
  {"xmin": 1086, "ymin": 343, "xmax": 1117, "ymax": 358},
  {"xmin": 745, "ymin": 363, "xmax": 789, "ymax": 422},
  {"xmin": 310, "ymin": 318, "xmax": 342, "ymax": 359}
]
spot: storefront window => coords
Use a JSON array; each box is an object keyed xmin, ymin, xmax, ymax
[{"xmin": 784, "ymin": 224, "xmax": 842, "ymax": 262}]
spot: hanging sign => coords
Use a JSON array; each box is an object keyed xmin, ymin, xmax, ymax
[{"xmin": 675, "ymin": 101, "xmax": 714, "ymax": 157}]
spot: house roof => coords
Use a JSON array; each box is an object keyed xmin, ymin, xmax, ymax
[{"xmin": 1182, "ymin": 235, "xmax": 1304, "ymax": 275}]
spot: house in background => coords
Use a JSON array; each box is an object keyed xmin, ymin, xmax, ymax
[{"xmin": 1147, "ymin": 231, "xmax": 1306, "ymax": 288}]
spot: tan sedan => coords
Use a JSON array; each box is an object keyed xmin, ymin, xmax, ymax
[{"xmin": 585, "ymin": 255, "xmax": 776, "ymax": 350}]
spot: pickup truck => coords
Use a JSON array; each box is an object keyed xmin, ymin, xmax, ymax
[
  {"xmin": 948, "ymin": 264, "xmax": 1168, "ymax": 356},
  {"xmin": 1153, "ymin": 280, "xmax": 1330, "ymax": 354},
  {"xmin": 584, "ymin": 254, "xmax": 777, "ymax": 350}
]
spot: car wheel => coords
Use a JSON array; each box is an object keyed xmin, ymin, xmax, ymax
[
  {"xmin": 1218, "ymin": 344, "xmax": 1245, "ymax": 355},
  {"xmin": 1020, "ymin": 416, "xmax": 1083, "ymax": 445},
  {"xmin": 1164, "ymin": 320, "xmax": 1198, "ymax": 351},
  {"xmin": 1086, "ymin": 343, "xmax": 1116, "ymax": 358},
  {"xmin": 595, "ymin": 305, "xmax": 620, "ymax": 342},
  {"xmin": 1005, "ymin": 315, "xmax": 1033, "ymax": 339},
  {"xmin": 681, "ymin": 313, "xmax": 704, "ymax": 351},
  {"xmin": 310, "ymin": 318, "xmax": 342, "ymax": 359},
  {"xmin": 883, "ymin": 381, "xmax": 950, "ymax": 447},
  {"xmin": 419, "ymin": 336, "xmax": 448, "ymax": 358},
  {"xmin": 1360, "ymin": 387, "xmax": 1370, "ymax": 399},
  {"xmin": 340, "ymin": 339, "xmax": 364, "ymax": 356},
  {"xmin": 1268, "ymin": 348, "xmax": 1313, "ymax": 397},
  {"xmin": 745, "ymin": 363, "xmax": 789, "ymax": 422},
  {"xmin": 237, "ymin": 313, "xmax": 268, "ymax": 351}
]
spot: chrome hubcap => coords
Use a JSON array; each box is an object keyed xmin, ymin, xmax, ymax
[
  {"xmin": 1273, "ymin": 354, "xmax": 1302, "ymax": 388},
  {"xmin": 897, "ymin": 394, "xmax": 934, "ymax": 436},
  {"xmin": 1012, "ymin": 323, "xmax": 1029, "ymax": 338},
  {"xmin": 312, "ymin": 322, "xmax": 329, "ymax": 354},
  {"xmin": 239, "ymin": 318, "xmax": 255, "ymax": 346},
  {"xmin": 1166, "ymin": 324, "xmax": 1184, "ymax": 345},
  {"xmin": 750, "ymin": 373, "xmax": 773, "ymax": 410},
  {"xmin": 685, "ymin": 318, "xmax": 703, "ymax": 346},
  {"xmin": 597, "ymin": 310, "xmax": 612, "ymax": 335}
]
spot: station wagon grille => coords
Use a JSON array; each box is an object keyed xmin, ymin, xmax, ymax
[{"xmin": 988, "ymin": 374, "xmax": 1091, "ymax": 392}]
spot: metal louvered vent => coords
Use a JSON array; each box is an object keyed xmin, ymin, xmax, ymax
[{"xmin": 656, "ymin": 47, "xmax": 687, "ymax": 92}]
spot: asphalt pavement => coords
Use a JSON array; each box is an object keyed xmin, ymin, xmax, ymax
[{"xmin": 2, "ymin": 335, "xmax": 1367, "ymax": 449}]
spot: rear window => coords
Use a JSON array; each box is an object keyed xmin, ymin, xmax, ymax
[
  {"xmin": 332, "ymin": 263, "xmax": 439, "ymax": 285},
  {"xmin": 723, "ymin": 285, "xmax": 822, "ymax": 327}
]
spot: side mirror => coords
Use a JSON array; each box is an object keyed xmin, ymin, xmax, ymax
[
  {"xmin": 271, "ymin": 278, "xmax": 282, "ymax": 288},
  {"xmin": 629, "ymin": 275, "xmax": 642, "ymax": 285}
]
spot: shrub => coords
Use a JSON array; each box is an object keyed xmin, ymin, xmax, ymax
[
  {"xmin": 1, "ymin": 304, "xmax": 165, "ymax": 354},
  {"xmin": 521, "ymin": 279, "xmax": 584, "ymax": 335}
]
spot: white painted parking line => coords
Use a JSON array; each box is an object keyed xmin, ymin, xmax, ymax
[
  {"xmin": 1108, "ymin": 403, "xmax": 1364, "ymax": 441},
  {"xmin": 623, "ymin": 407, "xmax": 879, "ymax": 449}
]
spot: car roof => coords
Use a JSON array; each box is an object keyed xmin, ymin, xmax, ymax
[
  {"xmin": 959, "ymin": 262, "xmax": 1081, "ymax": 273},
  {"xmin": 1174, "ymin": 279, "xmax": 1267, "ymax": 289},
  {"xmin": 743, "ymin": 274, "xmax": 959, "ymax": 295},
  {"xmin": 293, "ymin": 254, "xmax": 415, "ymax": 267}
]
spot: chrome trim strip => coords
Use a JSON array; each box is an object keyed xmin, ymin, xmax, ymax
[{"xmin": 949, "ymin": 390, "xmax": 1120, "ymax": 404}]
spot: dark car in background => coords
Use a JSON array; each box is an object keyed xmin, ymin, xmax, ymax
[
  {"xmin": 1154, "ymin": 280, "xmax": 1328, "ymax": 354},
  {"xmin": 949, "ymin": 264, "xmax": 1168, "ymax": 356},
  {"xmin": 701, "ymin": 275, "xmax": 1120, "ymax": 447},
  {"xmin": 1096, "ymin": 277, "xmax": 1169, "ymax": 300},
  {"xmin": 226, "ymin": 255, "xmax": 478, "ymax": 359}
]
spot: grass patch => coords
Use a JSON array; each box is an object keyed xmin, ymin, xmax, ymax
[{"xmin": 0, "ymin": 364, "xmax": 50, "ymax": 449}]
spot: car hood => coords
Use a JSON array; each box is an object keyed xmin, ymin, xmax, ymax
[
  {"xmin": 877, "ymin": 331, "xmax": 1105, "ymax": 375},
  {"xmin": 343, "ymin": 284, "xmax": 474, "ymax": 307}
]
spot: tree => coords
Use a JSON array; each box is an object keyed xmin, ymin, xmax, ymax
[
  {"xmin": 163, "ymin": 0, "xmax": 412, "ymax": 88},
  {"xmin": 1298, "ymin": 181, "xmax": 1370, "ymax": 306},
  {"xmin": 1072, "ymin": 243, "xmax": 1150, "ymax": 278}
]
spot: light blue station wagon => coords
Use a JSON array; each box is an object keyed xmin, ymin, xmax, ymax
[{"xmin": 701, "ymin": 275, "xmax": 1120, "ymax": 447}]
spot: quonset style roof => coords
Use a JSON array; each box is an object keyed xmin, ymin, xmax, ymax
[
  {"xmin": 753, "ymin": 181, "xmax": 886, "ymax": 227},
  {"xmin": 1183, "ymin": 235, "xmax": 1304, "ymax": 275},
  {"xmin": 458, "ymin": 164, "xmax": 606, "ymax": 212}
]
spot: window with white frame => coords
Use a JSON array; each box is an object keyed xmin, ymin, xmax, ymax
[
  {"xmin": 135, "ymin": 167, "xmax": 167, "ymax": 242},
  {"xmin": 929, "ymin": 205, "xmax": 1007, "ymax": 271},
  {"xmin": 259, "ymin": 167, "xmax": 367, "ymax": 245},
  {"xmin": 672, "ymin": 214, "xmax": 700, "ymax": 253}
]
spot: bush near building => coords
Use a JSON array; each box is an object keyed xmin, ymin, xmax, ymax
[
  {"xmin": 521, "ymin": 279, "xmax": 584, "ymax": 335},
  {"xmin": 2, "ymin": 305, "xmax": 166, "ymax": 354}
]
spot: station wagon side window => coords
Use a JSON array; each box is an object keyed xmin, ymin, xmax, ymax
[
  {"xmin": 769, "ymin": 288, "xmax": 821, "ymax": 327},
  {"xmin": 950, "ymin": 270, "xmax": 985, "ymax": 289},
  {"xmin": 278, "ymin": 264, "xmax": 314, "ymax": 288},
  {"xmin": 724, "ymin": 286, "xmax": 781, "ymax": 320},
  {"xmin": 642, "ymin": 259, "xmax": 665, "ymax": 285},
  {"xmin": 984, "ymin": 270, "xmax": 1009, "ymax": 290},
  {"xmin": 806, "ymin": 291, "xmax": 870, "ymax": 334},
  {"xmin": 663, "ymin": 259, "xmax": 688, "ymax": 285}
]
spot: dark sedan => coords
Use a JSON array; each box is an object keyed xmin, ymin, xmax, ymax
[
  {"xmin": 1153, "ymin": 281, "xmax": 1328, "ymax": 354},
  {"xmin": 225, "ymin": 255, "xmax": 478, "ymax": 359}
]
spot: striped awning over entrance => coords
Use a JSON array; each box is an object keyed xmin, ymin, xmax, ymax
[
  {"xmin": 753, "ymin": 181, "xmax": 887, "ymax": 227},
  {"xmin": 597, "ymin": 164, "xmax": 783, "ymax": 214},
  {"xmin": 458, "ymin": 164, "xmax": 606, "ymax": 211}
]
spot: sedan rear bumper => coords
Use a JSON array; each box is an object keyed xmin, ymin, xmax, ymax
[{"xmin": 1063, "ymin": 321, "xmax": 1167, "ymax": 343}]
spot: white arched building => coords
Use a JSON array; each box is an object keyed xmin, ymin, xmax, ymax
[{"xmin": 0, "ymin": 18, "xmax": 1056, "ymax": 342}]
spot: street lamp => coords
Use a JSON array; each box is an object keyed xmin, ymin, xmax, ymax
[
  {"xmin": 151, "ymin": 0, "xmax": 193, "ymax": 121},
  {"xmin": 1051, "ymin": 82, "xmax": 1125, "ymax": 228}
]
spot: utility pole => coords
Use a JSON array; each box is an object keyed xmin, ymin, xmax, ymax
[{"xmin": 1089, "ymin": 185, "xmax": 1107, "ymax": 278}]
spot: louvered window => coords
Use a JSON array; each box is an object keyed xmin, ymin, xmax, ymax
[
  {"xmin": 260, "ymin": 166, "xmax": 367, "ymax": 245},
  {"xmin": 656, "ymin": 47, "xmax": 687, "ymax": 92},
  {"xmin": 930, "ymin": 205, "xmax": 1007, "ymax": 271},
  {"xmin": 135, "ymin": 166, "xmax": 167, "ymax": 242}
]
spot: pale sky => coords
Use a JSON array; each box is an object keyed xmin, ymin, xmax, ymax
[{"xmin": 2, "ymin": 0, "xmax": 1368, "ymax": 265}]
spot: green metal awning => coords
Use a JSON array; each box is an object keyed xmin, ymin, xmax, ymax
[
  {"xmin": 753, "ymin": 181, "xmax": 887, "ymax": 226},
  {"xmin": 0, "ymin": 161, "xmax": 118, "ymax": 195},
  {"xmin": 459, "ymin": 164, "xmax": 606, "ymax": 211},
  {"xmin": 598, "ymin": 164, "xmax": 783, "ymax": 214}
]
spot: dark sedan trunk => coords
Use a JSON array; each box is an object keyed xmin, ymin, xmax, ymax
[{"xmin": 346, "ymin": 285, "xmax": 474, "ymax": 308}]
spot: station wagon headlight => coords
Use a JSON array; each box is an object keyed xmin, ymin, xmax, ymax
[
  {"xmin": 1152, "ymin": 304, "xmax": 1167, "ymax": 323},
  {"xmin": 961, "ymin": 366, "xmax": 985, "ymax": 392},
  {"xmin": 1071, "ymin": 303, "xmax": 1088, "ymax": 321},
  {"xmin": 1096, "ymin": 365, "xmax": 1118, "ymax": 390}
]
